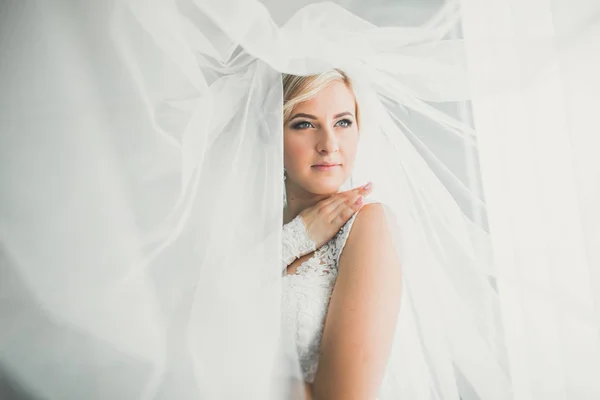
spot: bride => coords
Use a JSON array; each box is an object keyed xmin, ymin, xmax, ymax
[{"xmin": 280, "ymin": 70, "xmax": 402, "ymax": 399}]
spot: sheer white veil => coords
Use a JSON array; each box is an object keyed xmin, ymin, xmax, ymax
[{"xmin": 1, "ymin": 0, "xmax": 595, "ymax": 399}]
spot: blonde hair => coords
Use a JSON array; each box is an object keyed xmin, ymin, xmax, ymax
[{"xmin": 282, "ymin": 69, "xmax": 360, "ymax": 128}]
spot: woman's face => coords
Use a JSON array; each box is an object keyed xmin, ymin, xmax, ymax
[{"xmin": 284, "ymin": 80, "xmax": 359, "ymax": 196}]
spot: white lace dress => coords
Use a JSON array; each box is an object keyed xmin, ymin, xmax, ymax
[{"xmin": 281, "ymin": 211, "xmax": 360, "ymax": 383}]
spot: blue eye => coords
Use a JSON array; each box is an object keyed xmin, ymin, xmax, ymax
[
  {"xmin": 335, "ymin": 119, "xmax": 353, "ymax": 128},
  {"xmin": 292, "ymin": 121, "xmax": 313, "ymax": 130}
]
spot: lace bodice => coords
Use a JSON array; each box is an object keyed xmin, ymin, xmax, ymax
[{"xmin": 281, "ymin": 210, "xmax": 360, "ymax": 383}]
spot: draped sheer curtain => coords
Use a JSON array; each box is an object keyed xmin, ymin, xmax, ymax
[
  {"xmin": 1, "ymin": 1, "xmax": 599, "ymax": 399},
  {"xmin": 460, "ymin": 0, "xmax": 600, "ymax": 398}
]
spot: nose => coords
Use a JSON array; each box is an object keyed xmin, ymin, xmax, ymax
[{"xmin": 316, "ymin": 126, "xmax": 339, "ymax": 154}]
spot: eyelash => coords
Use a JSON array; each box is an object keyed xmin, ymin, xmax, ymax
[{"xmin": 291, "ymin": 119, "xmax": 354, "ymax": 130}]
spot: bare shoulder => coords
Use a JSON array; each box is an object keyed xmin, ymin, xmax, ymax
[
  {"xmin": 340, "ymin": 202, "xmax": 394, "ymax": 265},
  {"xmin": 353, "ymin": 202, "xmax": 388, "ymax": 233}
]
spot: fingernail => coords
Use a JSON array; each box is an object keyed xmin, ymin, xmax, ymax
[
  {"xmin": 363, "ymin": 182, "xmax": 372, "ymax": 190},
  {"xmin": 355, "ymin": 196, "xmax": 363, "ymax": 205}
]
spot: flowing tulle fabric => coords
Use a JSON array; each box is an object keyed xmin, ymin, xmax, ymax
[{"xmin": 1, "ymin": 1, "xmax": 598, "ymax": 399}]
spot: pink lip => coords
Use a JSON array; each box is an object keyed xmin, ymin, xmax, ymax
[{"xmin": 312, "ymin": 164, "xmax": 340, "ymax": 171}]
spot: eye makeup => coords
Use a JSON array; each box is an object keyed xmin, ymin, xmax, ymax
[{"xmin": 289, "ymin": 118, "xmax": 354, "ymax": 130}]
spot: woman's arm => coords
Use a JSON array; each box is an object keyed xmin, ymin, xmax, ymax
[
  {"xmin": 311, "ymin": 203, "xmax": 403, "ymax": 400},
  {"xmin": 304, "ymin": 382, "xmax": 315, "ymax": 400}
]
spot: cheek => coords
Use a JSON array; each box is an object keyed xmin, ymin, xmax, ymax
[
  {"xmin": 341, "ymin": 133, "xmax": 359, "ymax": 166},
  {"xmin": 284, "ymin": 133, "xmax": 310, "ymax": 170}
]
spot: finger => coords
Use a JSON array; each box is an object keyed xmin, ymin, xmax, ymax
[
  {"xmin": 314, "ymin": 193, "xmax": 348, "ymax": 218},
  {"xmin": 326, "ymin": 195, "xmax": 354, "ymax": 224},
  {"xmin": 331, "ymin": 196, "xmax": 361, "ymax": 226},
  {"xmin": 315, "ymin": 194, "xmax": 340, "ymax": 209},
  {"xmin": 329, "ymin": 184, "xmax": 368, "ymax": 213},
  {"xmin": 318, "ymin": 182, "xmax": 372, "ymax": 208},
  {"xmin": 330, "ymin": 194, "xmax": 363, "ymax": 224},
  {"xmin": 345, "ymin": 181, "xmax": 373, "ymax": 196},
  {"xmin": 322, "ymin": 193, "xmax": 349, "ymax": 215},
  {"xmin": 358, "ymin": 181, "xmax": 373, "ymax": 194}
]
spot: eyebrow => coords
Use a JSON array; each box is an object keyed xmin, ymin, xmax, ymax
[{"xmin": 289, "ymin": 111, "xmax": 355, "ymax": 121}]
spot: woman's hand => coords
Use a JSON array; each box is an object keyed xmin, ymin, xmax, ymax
[{"xmin": 299, "ymin": 182, "xmax": 373, "ymax": 250}]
